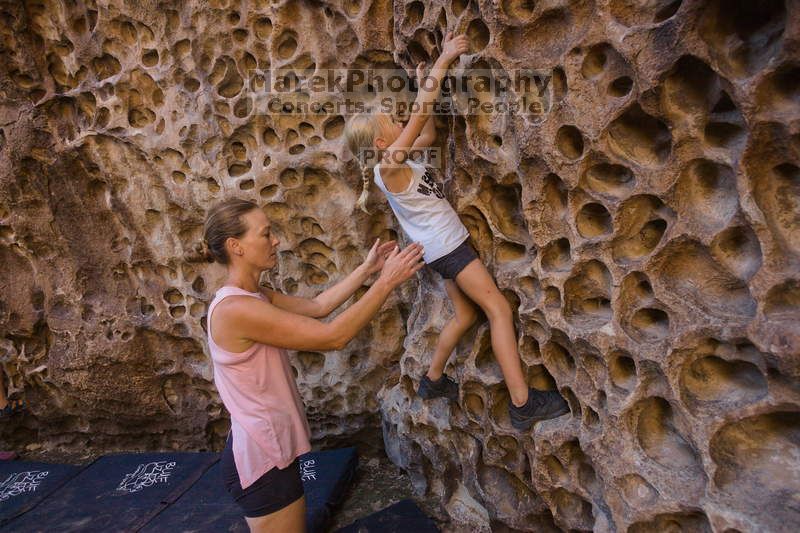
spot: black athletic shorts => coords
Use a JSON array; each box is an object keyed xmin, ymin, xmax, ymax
[
  {"xmin": 427, "ymin": 237, "xmax": 479, "ymax": 280},
  {"xmin": 221, "ymin": 433, "xmax": 304, "ymax": 518}
]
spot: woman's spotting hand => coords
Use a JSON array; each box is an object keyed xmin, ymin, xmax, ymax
[
  {"xmin": 362, "ymin": 238, "xmax": 398, "ymax": 275},
  {"xmin": 439, "ymin": 31, "xmax": 469, "ymax": 64},
  {"xmin": 377, "ymin": 242, "xmax": 425, "ymax": 288}
]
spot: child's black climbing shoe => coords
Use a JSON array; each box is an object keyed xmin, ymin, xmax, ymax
[
  {"xmin": 0, "ymin": 398, "xmax": 25, "ymax": 419},
  {"xmin": 417, "ymin": 374, "xmax": 459, "ymax": 402},
  {"xmin": 509, "ymin": 388, "xmax": 569, "ymax": 431}
]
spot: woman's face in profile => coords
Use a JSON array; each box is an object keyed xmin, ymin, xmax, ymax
[{"xmin": 235, "ymin": 208, "xmax": 280, "ymax": 270}]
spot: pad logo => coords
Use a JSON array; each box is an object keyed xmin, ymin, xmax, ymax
[
  {"xmin": 116, "ymin": 461, "xmax": 176, "ymax": 493},
  {"xmin": 300, "ymin": 458, "xmax": 317, "ymax": 481},
  {"xmin": 0, "ymin": 470, "xmax": 49, "ymax": 501}
]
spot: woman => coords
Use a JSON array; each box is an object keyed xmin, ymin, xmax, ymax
[{"xmin": 201, "ymin": 199, "xmax": 424, "ymax": 532}]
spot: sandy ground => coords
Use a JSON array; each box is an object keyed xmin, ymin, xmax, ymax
[{"xmin": 327, "ymin": 446, "xmax": 445, "ymax": 531}]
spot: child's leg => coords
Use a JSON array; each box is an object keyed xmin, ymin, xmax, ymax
[
  {"xmin": 427, "ymin": 280, "xmax": 479, "ymax": 381},
  {"xmin": 454, "ymin": 259, "xmax": 529, "ymax": 407}
]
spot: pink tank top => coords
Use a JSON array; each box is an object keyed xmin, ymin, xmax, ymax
[{"xmin": 207, "ymin": 285, "xmax": 311, "ymax": 489}]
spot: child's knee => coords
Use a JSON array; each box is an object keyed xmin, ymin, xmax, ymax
[
  {"xmin": 456, "ymin": 307, "xmax": 478, "ymax": 328},
  {"xmin": 484, "ymin": 297, "xmax": 512, "ymax": 322}
]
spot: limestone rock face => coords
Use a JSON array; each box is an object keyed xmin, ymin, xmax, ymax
[
  {"xmin": 1, "ymin": 0, "xmax": 799, "ymax": 531},
  {"xmin": 0, "ymin": 0, "xmax": 401, "ymax": 454}
]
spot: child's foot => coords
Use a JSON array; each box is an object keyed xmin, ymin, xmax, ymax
[
  {"xmin": 509, "ymin": 388, "xmax": 569, "ymax": 430},
  {"xmin": 0, "ymin": 398, "xmax": 25, "ymax": 419},
  {"xmin": 417, "ymin": 374, "xmax": 459, "ymax": 402}
]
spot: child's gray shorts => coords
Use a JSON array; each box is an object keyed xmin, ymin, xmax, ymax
[{"xmin": 427, "ymin": 237, "xmax": 479, "ymax": 280}]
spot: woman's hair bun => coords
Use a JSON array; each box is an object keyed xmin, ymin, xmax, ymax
[
  {"xmin": 199, "ymin": 240, "xmax": 215, "ymax": 262},
  {"xmin": 185, "ymin": 240, "xmax": 215, "ymax": 263}
]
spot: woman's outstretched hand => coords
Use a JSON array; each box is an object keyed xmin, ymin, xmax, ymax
[
  {"xmin": 362, "ymin": 238, "xmax": 399, "ymax": 275},
  {"xmin": 378, "ymin": 242, "xmax": 425, "ymax": 288}
]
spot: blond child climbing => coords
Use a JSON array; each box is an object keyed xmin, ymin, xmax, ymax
[{"xmin": 343, "ymin": 32, "xmax": 569, "ymax": 430}]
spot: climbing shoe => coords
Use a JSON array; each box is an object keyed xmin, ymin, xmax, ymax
[
  {"xmin": 0, "ymin": 398, "xmax": 25, "ymax": 419},
  {"xmin": 509, "ymin": 388, "xmax": 570, "ymax": 431},
  {"xmin": 417, "ymin": 374, "xmax": 459, "ymax": 402}
]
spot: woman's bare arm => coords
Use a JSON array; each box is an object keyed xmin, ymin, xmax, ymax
[
  {"xmin": 262, "ymin": 263, "xmax": 371, "ymax": 318},
  {"xmin": 261, "ymin": 239, "xmax": 397, "ymax": 318},
  {"xmin": 216, "ymin": 243, "xmax": 424, "ymax": 352}
]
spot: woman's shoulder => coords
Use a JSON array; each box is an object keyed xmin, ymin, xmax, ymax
[
  {"xmin": 211, "ymin": 287, "xmax": 268, "ymax": 318},
  {"xmin": 214, "ymin": 285, "xmax": 266, "ymax": 299},
  {"xmin": 209, "ymin": 290, "xmax": 269, "ymax": 354}
]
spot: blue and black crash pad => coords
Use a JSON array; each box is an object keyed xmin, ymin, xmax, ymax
[
  {"xmin": 336, "ymin": 499, "xmax": 440, "ymax": 533},
  {"xmin": 0, "ymin": 461, "xmax": 83, "ymax": 527},
  {"xmin": 301, "ymin": 447, "xmax": 358, "ymax": 533},
  {"xmin": 141, "ymin": 446, "xmax": 358, "ymax": 533},
  {"xmin": 138, "ymin": 460, "xmax": 247, "ymax": 533},
  {"xmin": 2, "ymin": 452, "xmax": 217, "ymax": 532},
  {"xmin": 1, "ymin": 447, "xmax": 358, "ymax": 532}
]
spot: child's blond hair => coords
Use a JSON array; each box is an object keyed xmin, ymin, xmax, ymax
[{"xmin": 343, "ymin": 111, "xmax": 383, "ymax": 214}]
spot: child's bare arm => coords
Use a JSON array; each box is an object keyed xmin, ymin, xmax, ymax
[
  {"xmin": 388, "ymin": 32, "xmax": 467, "ymax": 158},
  {"xmin": 411, "ymin": 115, "xmax": 436, "ymax": 150},
  {"xmin": 410, "ymin": 62, "xmax": 437, "ymax": 150}
]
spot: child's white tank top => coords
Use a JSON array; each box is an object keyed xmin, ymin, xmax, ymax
[{"xmin": 373, "ymin": 158, "xmax": 469, "ymax": 263}]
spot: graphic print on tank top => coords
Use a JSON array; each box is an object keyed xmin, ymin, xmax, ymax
[{"xmin": 417, "ymin": 168, "xmax": 445, "ymax": 199}]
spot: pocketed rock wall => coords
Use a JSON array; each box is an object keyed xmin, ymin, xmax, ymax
[{"xmin": 0, "ymin": 0, "xmax": 798, "ymax": 531}]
